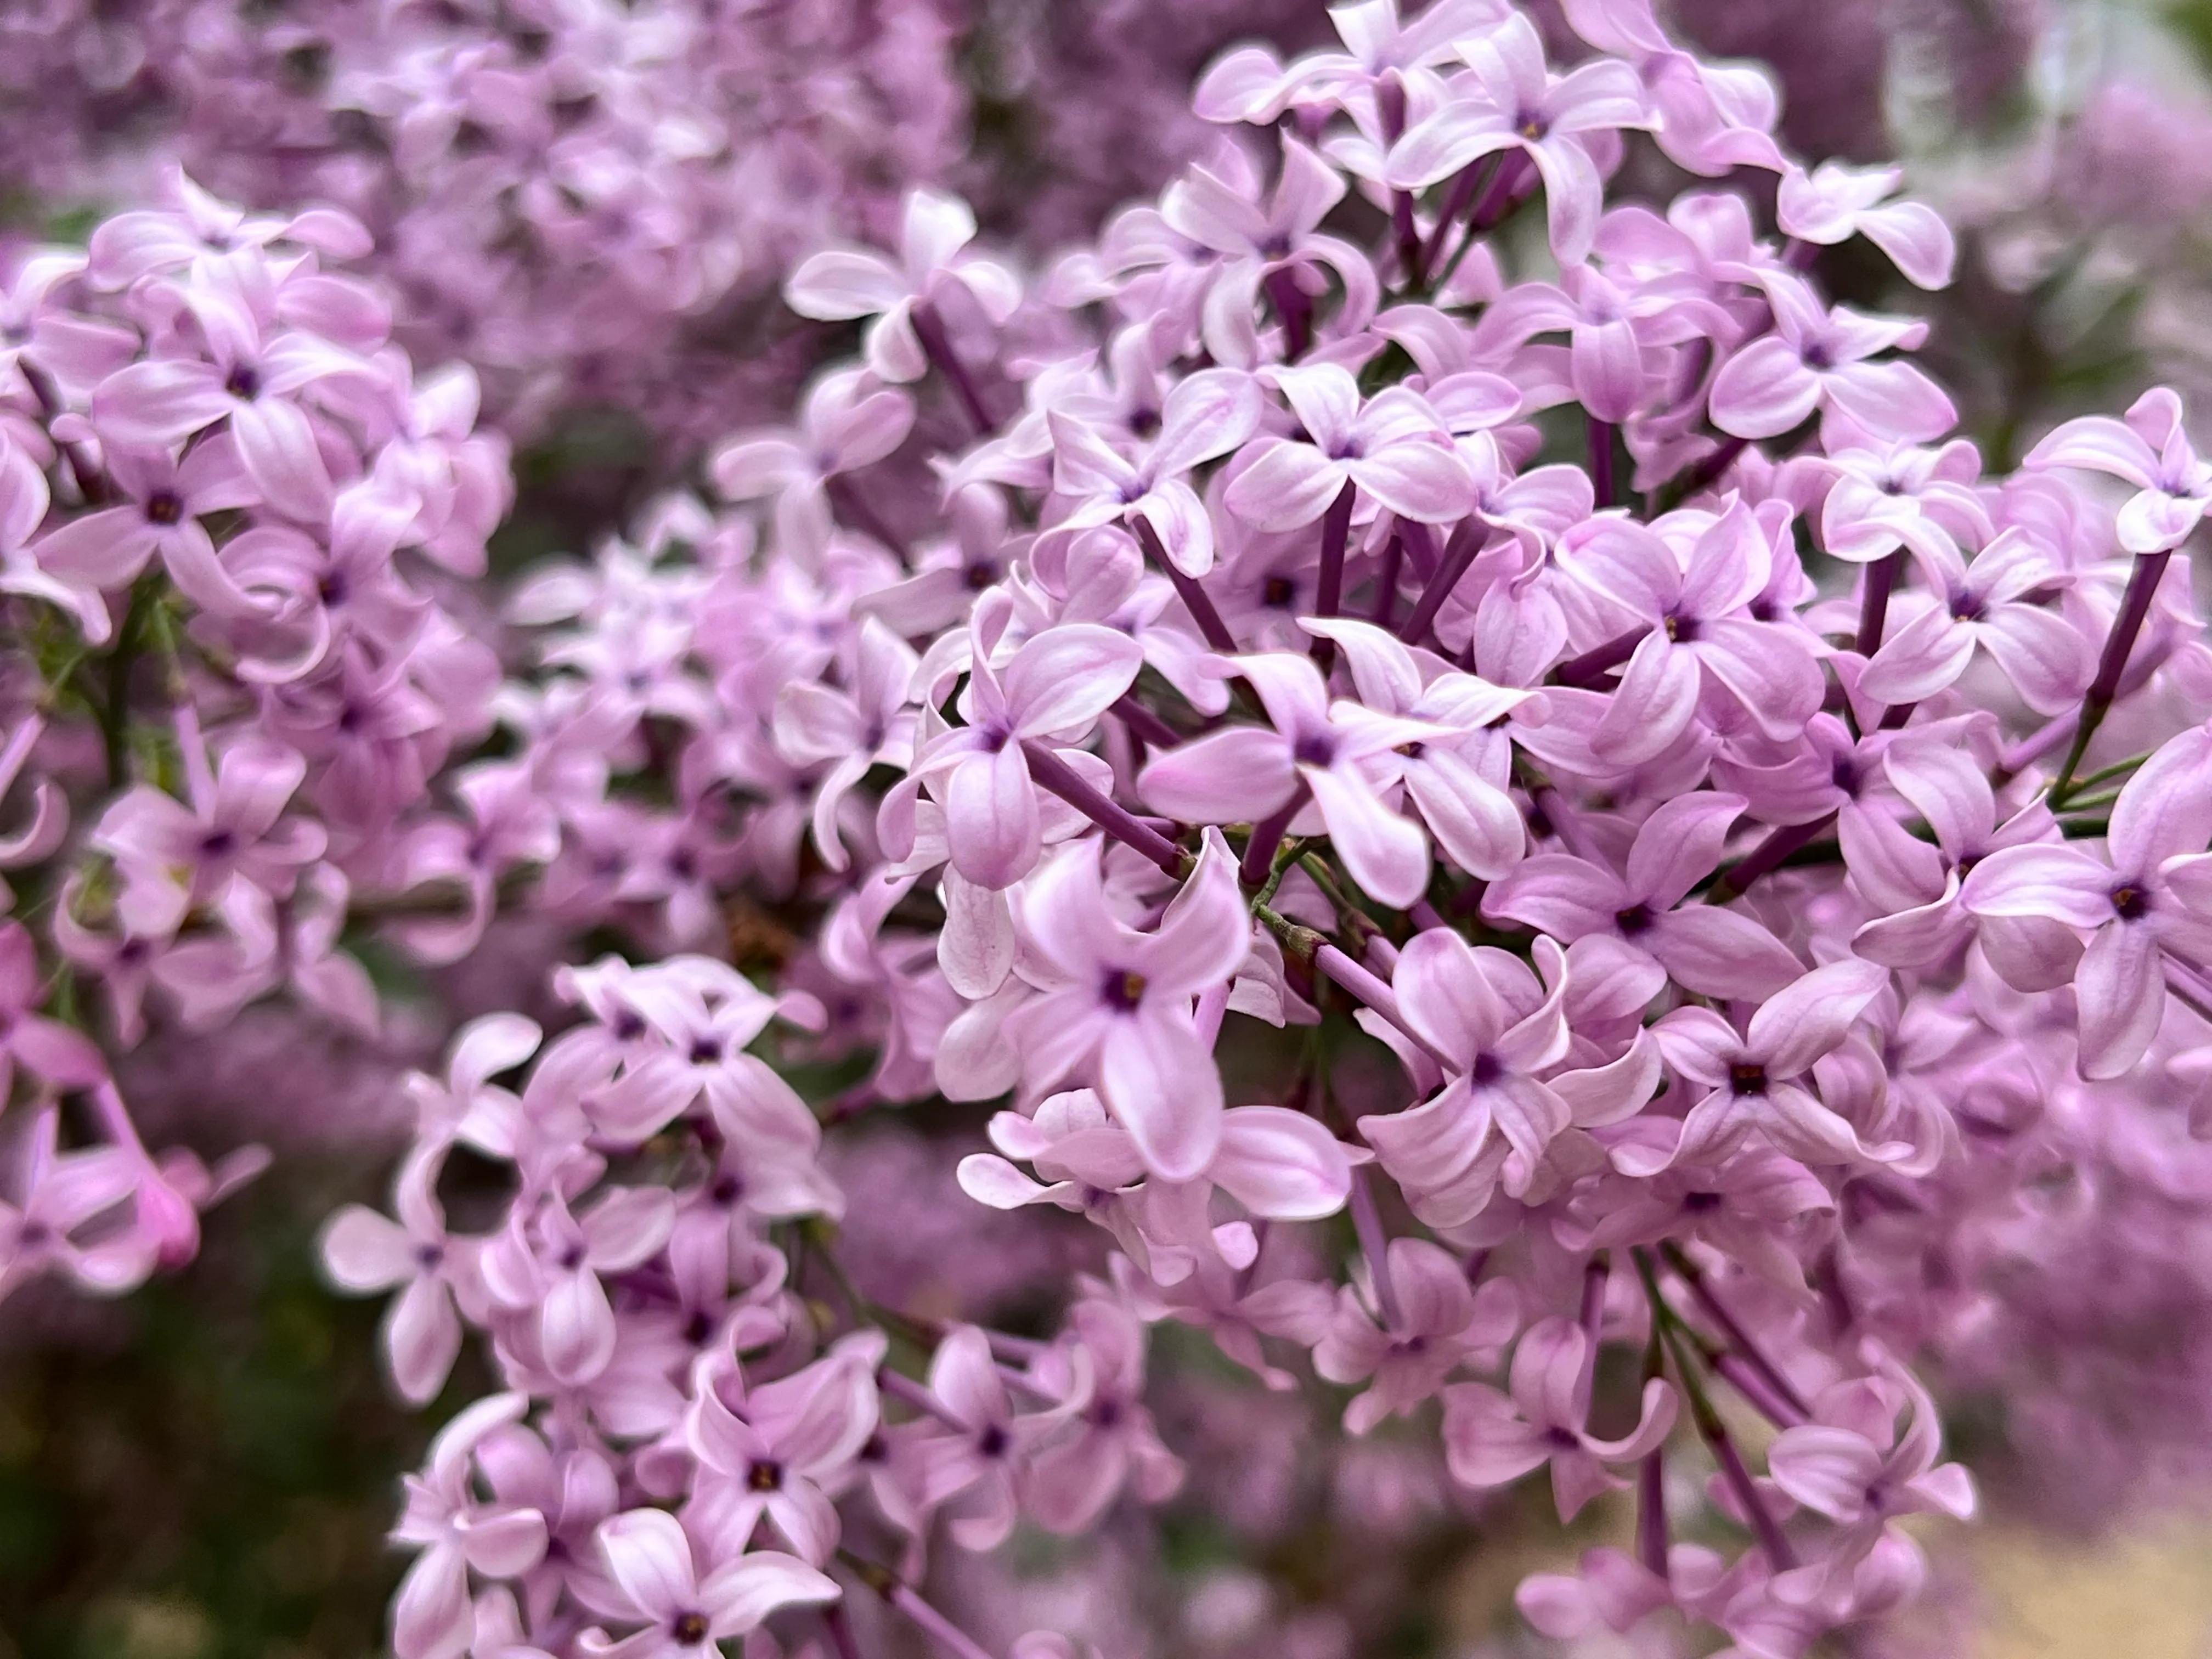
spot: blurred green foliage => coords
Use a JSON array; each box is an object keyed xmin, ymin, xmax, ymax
[{"xmin": 0, "ymin": 1161, "xmax": 436, "ymax": 1659}]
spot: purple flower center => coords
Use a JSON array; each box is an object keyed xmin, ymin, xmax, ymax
[
  {"xmin": 1294, "ymin": 730, "xmax": 1336, "ymax": 767},
  {"xmin": 2110, "ymin": 882, "xmax": 2149, "ymax": 921},
  {"xmin": 672, "ymin": 1611, "xmax": 711, "ymax": 1645},
  {"xmin": 977, "ymin": 1423, "xmax": 1010, "ymax": 1458},
  {"xmin": 1682, "ymin": 1190, "xmax": 1723, "ymax": 1213},
  {"xmin": 224, "ymin": 363, "xmax": 261, "ymax": 400},
  {"xmin": 145, "ymin": 490, "xmax": 185, "ymax": 526},
  {"xmin": 1102, "ymin": 968, "xmax": 1148, "ymax": 1011},
  {"xmin": 1470, "ymin": 1052, "xmax": 1503, "ymax": 1085},
  {"xmin": 1662, "ymin": 613, "xmax": 1699, "ymax": 643},
  {"xmin": 1615, "ymin": 902, "xmax": 1654, "ymax": 935},
  {"xmin": 1801, "ymin": 341, "xmax": 1836, "ymax": 372},
  {"xmin": 1729, "ymin": 1062, "xmax": 1768, "ymax": 1096},
  {"xmin": 748, "ymin": 1459, "xmax": 785, "ymax": 1492},
  {"xmin": 1262, "ymin": 575, "xmax": 1297, "ymax": 608}
]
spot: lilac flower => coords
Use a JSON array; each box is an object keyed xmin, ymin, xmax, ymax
[
  {"xmin": 1045, "ymin": 368, "xmax": 1261, "ymax": 575},
  {"xmin": 0, "ymin": 919, "xmax": 105, "ymax": 1098},
  {"xmin": 711, "ymin": 369, "xmax": 916, "ymax": 562},
  {"xmin": 479, "ymin": 1189, "xmax": 678, "ymax": 1386},
  {"xmin": 2023, "ymin": 386, "xmax": 2212, "ymax": 554},
  {"xmin": 1962, "ymin": 726, "xmax": 2212, "ymax": 1078},
  {"xmin": 1558, "ymin": 500, "xmax": 1826, "ymax": 764},
  {"xmin": 93, "ymin": 726, "xmax": 325, "ymax": 936},
  {"xmin": 1313, "ymin": 1238, "xmax": 1519, "ymax": 1433},
  {"xmin": 1003, "ymin": 831, "xmax": 1250, "ymax": 1179},
  {"xmin": 26, "ymin": 435, "xmax": 261, "ymax": 632},
  {"xmin": 1631, "ymin": 957, "xmax": 1903, "ymax": 1173},
  {"xmin": 685, "ymin": 1336, "xmax": 882, "ymax": 1564},
  {"xmin": 1160, "ymin": 136, "xmax": 1380, "ymax": 362},
  {"xmin": 784, "ymin": 189, "xmax": 1019, "ymax": 384},
  {"xmin": 1766, "ymin": 1372, "xmax": 1975, "ymax": 1606},
  {"xmin": 1023, "ymin": 1299, "xmax": 1186, "ymax": 1533},
  {"xmin": 1357, "ymin": 931, "xmax": 1658, "ymax": 1223},
  {"xmin": 1141, "ymin": 652, "xmax": 1446, "ymax": 905},
  {"xmin": 1304, "ymin": 618, "xmax": 1536, "ymax": 879},
  {"xmin": 1385, "ymin": 14, "xmax": 1652, "ymax": 263},
  {"xmin": 585, "ymin": 1508, "xmax": 837, "ymax": 1659},
  {"xmin": 321, "ymin": 1146, "xmax": 470, "ymax": 1404},
  {"xmin": 1775, "ymin": 162, "xmax": 1956, "ymax": 289},
  {"xmin": 1223, "ymin": 364, "xmax": 1474, "ymax": 531},
  {"xmin": 390, "ymin": 1395, "xmax": 550, "ymax": 1659},
  {"xmin": 895, "ymin": 622, "xmax": 1144, "ymax": 889},
  {"xmin": 1858, "ymin": 528, "xmax": 2093, "ymax": 715},
  {"xmin": 1561, "ymin": 0, "xmax": 1785, "ymax": 176},
  {"xmin": 0, "ymin": 1108, "xmax": 156, "ymax": 1298},
  {"xmin": 1708, "ymin": 272, "xmax": 1954, "ymax": 443},
  {"xmin": 1440, "ymin": 1316, "xmax": 1677, "ymax": 1519},
  {"xmin": 1195, "ymin": 0, "xmax": 1499, "ymax": 125},
  {"xmin": 1484, "ymin": 792, "xmax": 1804, "ymax": 999}
]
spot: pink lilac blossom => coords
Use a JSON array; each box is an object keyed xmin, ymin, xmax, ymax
[{"xmin": 8, "ymin": 4, "xmax": 2212, "ymax": 1657}]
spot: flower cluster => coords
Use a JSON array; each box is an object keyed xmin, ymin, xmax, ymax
[
  {"xmin": 0, "ymin": 174, "xmax": 511, "ymax": 1299},
  {"xmin": 0, "ymin": 0, "xmax": 1324, "ymax": 449},
  {"xmin": 8, "ymin": 1, "xmax": 2212, "ymax": 1655}
]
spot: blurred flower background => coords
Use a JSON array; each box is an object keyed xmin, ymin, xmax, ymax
[{"xmin": 5, "ymin": 1, "xmax": 2212, "ymax": 1656}]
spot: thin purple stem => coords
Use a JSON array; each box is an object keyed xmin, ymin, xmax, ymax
[
  {"xmin": 1554, "ymin": 625, "xmax": 1645, "ymax": 688},
  {"xmin": 911, "ymin": 301, "xmax": 992, "ymax": 433},
  {"xmin": 826, "ymin": 476, "xmax": 912, "ymax": 562},
  {"xmin": 1392, "ymin": 191, "xmax": 1422, "ymax": 285},
  {"xmin": 1587, "ymin": 414, "xmax": 1617, "ymax": 510},
  {"xmin": 1637, "ymin": 1448, "xmax": 1671, "ymax": 1580},
  {"xmin": 1662, "ymin": 1242, "xmax": 1812, "ymax": 1419},
  {"xmin": 821, "ymin": 1606, "xmax": 865, "ymax": 1659},
  {"xmin": 1416, "ymin": 159, "xmax": 1490, "ymax": 285},
  {"xmin": 1667, "ymin": 434, "xmax": 1750, "ymax": 501},
  {"xmin": 1263, "ymin": 267, "xmax": 1313, "ymax": 359},
  {"xmin": 1351, "ymin": 1166, "xmax": 1404, "ymax": 1330},
  {"xmin": 1240, "ymin": 777, "xmax": 1310, "ymax": 887},
  {"xmin": 1577, "ymin": 1255, "xmax": 1610, "ymax": 1402},
  {"xmin": 1707, "ymin": 812, "xmax": 1833, "ymax": 903},
  {"xmin": 1711, "ymin": 1427, "xmax": 1796, "ymax": 1570},
  {"xmin": 1313, "ymin": 482, "xmax": 1356, "ymax": 622},
  {"xmin": 1133, "ymin": 517, "xmax": 1237, "ymax": 652},
  {"xmin": 1313, "ymin": 944, "xmax": 1453, "ymax": 1068},
  {"xmin": 1854, "ymin": 550, "xmax": 1906, "ymax": 659},
  {"xmin": 1111, "ymin": 695, "xmax": 1181, "ymax": 750},
  {"xmin": 1714, "ymin": 1352, "xmax": 1809, "ymax": 1429},
  {"xmin": 1019, "ymin": 739, "xmax": 1186, "ymax": 877},
  {"xmin": 1467, "ymin": 151, "xmax": 1531, "ymax": 234},
  {"xmin": 887, "ymin": 1583, "xmax": 998, "ymax": 1659},
  {"xmin": 1368, "ymin": 532, "xmax": 1404, "ymax": 627},
  {"xmin": 1396, "ymin": 520, "xmax": 1483, "ymax": 646},
  {"xmin": 2049, "ymin": 548, "xmax": 2173, "ymax": 805},
  {"xmin": 876, "ymin": 1368, "xmax": 969, "ymax": 1431}
]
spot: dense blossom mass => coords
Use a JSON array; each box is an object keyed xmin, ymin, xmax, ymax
[{"xmin": 4, "ymin": 1, "xmax": 2212, "ymax": 1656}]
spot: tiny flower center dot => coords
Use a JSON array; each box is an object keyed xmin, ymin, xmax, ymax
[
  {"xmin": 672, "ymin": 1611, "xmax": 711, "ymax": 1644},
  {"xmin": 1729, "ymin": 1062, "xmax": 1768, "ymax": 1096},
  {"xmin": 2111, "ymin": 883, "xmax": 2149, "ymax": 921},
  {"xmin": 1103, "ymin": 968, "xmax": 1148, "ymax": 1010},
  {"xmin": 748, "ymin": 1459, "xmax": 784, "ymax": 1492}
]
